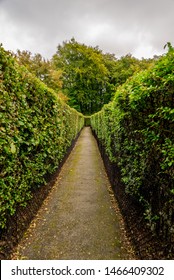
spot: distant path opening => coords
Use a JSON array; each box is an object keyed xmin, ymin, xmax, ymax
[{"xmin": 14, "ymin": 127, "xmax": 134, "ymax": 260}]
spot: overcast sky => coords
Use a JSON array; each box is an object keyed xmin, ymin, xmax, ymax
[{"xmin": 0, "ymin": 0, "xmax": 173, "ymax": 59}]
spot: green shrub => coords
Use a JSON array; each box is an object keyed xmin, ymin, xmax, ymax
[
  {"xmin": 91, "ymin": 47, "xmax": 174, "ymax": 243},
  {"xmin": 0, "ymin": 45, "xmax": 84, "ymax": 229}
]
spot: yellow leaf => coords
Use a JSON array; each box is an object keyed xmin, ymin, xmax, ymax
[{"xmin": 10, "ymin": 142, "xmax": 16, "ymax": 154}]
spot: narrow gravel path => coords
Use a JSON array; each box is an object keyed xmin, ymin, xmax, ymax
[{"xmin": 14, "ymin": 127, "xmax": 134, "ymax": 260}]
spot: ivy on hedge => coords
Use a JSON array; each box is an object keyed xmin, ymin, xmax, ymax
[
  {"xmin": 91, "ymin": 47, "xmax": 174, "ymax": 244},
  {"xmin": 0, "ymin": 45, "xmax": 84, "ymax": 229}
]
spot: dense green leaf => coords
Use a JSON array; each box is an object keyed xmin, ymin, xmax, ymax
[{"xmin": 0, "ymin": 45, "xmax": 84, "ymax": 229}]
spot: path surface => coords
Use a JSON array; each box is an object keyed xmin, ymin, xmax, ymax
[{"xmin": 14, "ymin": 127, "xmax": 134, "ymax": 260}]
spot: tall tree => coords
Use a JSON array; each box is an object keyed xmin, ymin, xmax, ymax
[{"xmin": 52, "ymin": 38, "xmax": 112, "ymax": 115}]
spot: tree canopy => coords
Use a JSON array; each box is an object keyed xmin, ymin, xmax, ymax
[
  {"xmin": 14, "ymin": 39, "xmax": 155, "ymax": 115},
  {"xmin": 52, "ymin": 38, "xmax": 114, "ymax": 114},
  {"xmin": 52, "ymin": 38, "xmax": 153, "ymax": 115}
]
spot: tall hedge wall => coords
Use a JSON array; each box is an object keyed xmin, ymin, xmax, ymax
[
  {"xmin": 0, "ymin": 45, "xmax": 84, "ymax": 229},
  {"xmin": 91, "ymin": 47, "xmax": 174, "ymax": 247}
]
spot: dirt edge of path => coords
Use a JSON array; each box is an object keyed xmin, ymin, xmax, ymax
[{"xmin": 0, "ymin": 130, "xmax": 82, "ymax": 260}]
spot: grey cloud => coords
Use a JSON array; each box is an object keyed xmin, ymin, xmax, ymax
[{"xmin": 0, "ymin": 0, "xmax": 174, "ymax": 58}]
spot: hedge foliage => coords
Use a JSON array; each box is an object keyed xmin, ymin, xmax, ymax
[
  {"xmin": 0, "ymin": 45, "xmax": 84, "ymax": 229},
  {"xmin": 91, "ymin": 47, "xmax": 174, "ymax": 244}
]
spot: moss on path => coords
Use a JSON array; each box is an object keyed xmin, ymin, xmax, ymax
[{"xmin": 13, "ymin": 127, "xmax": 134, "ymax": 260}]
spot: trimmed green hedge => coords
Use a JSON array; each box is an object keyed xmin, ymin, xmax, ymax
[
  {"xmin": 91, "ymin": 47, "xmax": 174, "ymax": 244},
  {"xmin": 0, "ymin": 45, "xmax": 84, "ymax": 229}
]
